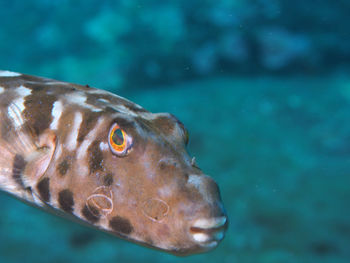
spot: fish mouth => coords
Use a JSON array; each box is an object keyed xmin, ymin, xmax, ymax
[{"xmin": 189, "ymin": 216, "xmax": 228, "ymax": 248}]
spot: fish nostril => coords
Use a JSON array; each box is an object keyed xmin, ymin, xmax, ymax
[
  {"xmin": 191, "ymin": 157, "xmax": 201, "ymax": 169},
  {"xmin": 158, "ymin": 158, "xmax": 179, "ymax": 170}
]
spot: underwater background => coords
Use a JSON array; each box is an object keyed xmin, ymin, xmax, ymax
[{"xmin": 0, "ymin": 0, "xmax": 349, "ymax": 262}]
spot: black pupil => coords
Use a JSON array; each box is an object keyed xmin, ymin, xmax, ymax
[{"xmin": 112, "ymin": 129, "xmax": 124, "ymax": 145}]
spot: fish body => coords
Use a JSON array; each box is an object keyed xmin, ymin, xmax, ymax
[{"xmin": 0, "ymin": 70, "xmax": 227, "ymax": 255}]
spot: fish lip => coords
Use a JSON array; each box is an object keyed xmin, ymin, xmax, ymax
[{"xmin": 189, "ymin": 216, "xmax": 228, "ymax": 247}]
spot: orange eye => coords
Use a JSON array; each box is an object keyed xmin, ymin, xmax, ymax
[{"xmin": 108, "ymin": 124, "xmax": 133, "ymax": 156}]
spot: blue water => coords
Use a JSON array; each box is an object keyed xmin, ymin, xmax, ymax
[{"xmin": 0, "ymin": 1, "xmax": 349, "ymax": 262}]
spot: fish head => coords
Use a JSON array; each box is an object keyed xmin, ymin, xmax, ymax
[
  {"xmin": 0, "ymin": 71, "xmax": 227, "ymax": 256},
  {"xmin": 96, "ymin": 111, "xmax": 228, "ymax": 255}
]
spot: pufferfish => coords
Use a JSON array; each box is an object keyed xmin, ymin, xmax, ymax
[{"xmin": 0, "ymin": 70, "xmax": 228, "ymax": 255}]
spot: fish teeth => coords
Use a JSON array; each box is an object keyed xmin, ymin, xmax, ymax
[
  {"xmin": 192, "ymin": 216, "xmax": 227, "ymax": 229},
  {"xmin": 192, "ymin": 233, "xmax": 210, "ymax": 243}
]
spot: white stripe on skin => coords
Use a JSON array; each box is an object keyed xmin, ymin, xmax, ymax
[
  {"xmin": 54, "ymin": 144, "xmax": 63, "ymax": 161},
  {"xmin": 99, "ymin": 141, "xmax": 109, "ymax": 151},
  {"xmin": 45, "ymin": 81, "xmax": 70, "ymax": 85},
  {"xmin": 77, "ymin": 117, "xmax": 104, "ymax": 160},
  {"xmin": 0, "ymin": 70, "xmax": 21, "ymax": 77},
  {"xmin": 114, "ymin": 105, "xmax": 138, "ymax": 116},
  {"xmin": 8, "ymin": 104, "xmax": 24, "ymax": 129},
  {"xmin": 65, "ymin": 112, "xmax": 83, "ymax": 151},
  {"xmin": 88, "ymin": 88, "xmax": 142, "ymax": 108},
  {"xmin": 50, "ymin": 100, "xmax": 63, "ymax": 130},
  {"xmin": 65, "ymin": 92, "xmax": 87, "ymax": 106},
  {"xmin": 66, "ymin": 92, "xmax": 102, "ymax": 112},
  {"xmin": 11, "ymin": 86, "xmax": 32, "ymax": 113},
  {"xmin": 75, "ymin": 118, "xmax": 105, "ymax": 179},
  {"xmin": 16, "ymin": 85, "xmax": 32, "ymax": 97},
  {"xmin": 138, "ymin": 112, "xmax": 171, "ymax": 121}
]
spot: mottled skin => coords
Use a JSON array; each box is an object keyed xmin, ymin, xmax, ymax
[{"xmin": 0, "ymin": 70, "xmax": 228, "ymax": 255}]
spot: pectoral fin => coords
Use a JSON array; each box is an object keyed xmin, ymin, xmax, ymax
[{"xmin": 0, "ymin": 102, "xmax": 56, "ymax": 204}]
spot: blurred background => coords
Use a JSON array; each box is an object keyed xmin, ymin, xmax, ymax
[{"xmin": 0, "ymin": 0, "xmax": 349, "ymax": 262}]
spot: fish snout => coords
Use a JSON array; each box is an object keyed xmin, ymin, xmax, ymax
[
  {"xmin": 189, "ymin": 216, "xmax": 228, "ymax": 249},
  {"xmin": 184, "ymin": 173, "xmax": 228, "ymax": 249}
]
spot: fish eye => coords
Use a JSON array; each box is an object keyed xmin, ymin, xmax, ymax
[{"xmin": 108, "ymin": 124, "xmax": 133, "ymax": 156}]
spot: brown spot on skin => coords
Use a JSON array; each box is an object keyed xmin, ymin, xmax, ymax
[
  {"xmin": 23, "ymin": 92, "xmax": 57, "ymax": 136},
  {"xmin": 58, "ymin": 189, "xmax": 74, "ymax": 213},
  {"xmin": 109, "ymin": 216, "xmax": 133, "ymax": 235},
  {"xmin": 158, "ymin": 158, "xmax": 179, "ymax": 171},
  {"xmin": 88, "ymin": 140, "xmax": 103, "ymax": 173},
  {"xmin": 37, "ymin": 178, "xmax": 50, "ymax": 203},
  {"xmin": 103, "ymin": 173, "xmax": 114, "ymax": 186},
  {"xmin": 57, "ymin": 159, "xmax": 70, "ymax": 176},
  {"xmin": 82, "ymin": 204, "xmax": 100, "ymax": 223},
  {"xmin": 77, "ymin": 112, "xmax": 101, "ymax": 142},
  {"xmin": 12, "ymin": 154, "xmax": 27, "ymax": 188}
]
